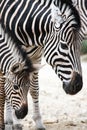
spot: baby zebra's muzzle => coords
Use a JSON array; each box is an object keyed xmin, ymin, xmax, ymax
[{"xmin": 15, "ymin": 103, "xmax": 28, "ymax": 119}]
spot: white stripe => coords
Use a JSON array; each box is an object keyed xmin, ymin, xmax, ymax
[
  {"xmin": 0, "ymin": 0, "xmax": 8, "ymax": 20},
  {"xmin": 32, "ymin": 1, "xmax": 45, "ymax": 45},
  {"xmin": 4, "ymin": 0, "xmax": 18, "ymax": 28},
  {"xmin": 0, "ymin": 0, "xmax": 5, "ymax": 8},
  {"xmin": 15, "ymin": 0, "xmax": 25, "ymax": 44},
  {"xmin": 23, "ymin": 1, "xmax": 38, "ymax": 46},
  {"xmin": 39, "ymin": 7, "xmax": 50, "ymax": 44}
]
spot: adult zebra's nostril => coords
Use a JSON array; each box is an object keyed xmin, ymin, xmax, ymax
[{"xmin": 63, "ymin": 72, "xmax": 83, "ymax": 95}]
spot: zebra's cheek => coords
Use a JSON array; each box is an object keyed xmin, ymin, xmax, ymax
[{"xmin": 63, "ymin": 72, "xmax": 83, "ymax": 95}]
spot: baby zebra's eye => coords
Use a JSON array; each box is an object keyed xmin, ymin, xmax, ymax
[{"xmin": 13, "ymin": 84, "xmax": 19, "ymax": 90}]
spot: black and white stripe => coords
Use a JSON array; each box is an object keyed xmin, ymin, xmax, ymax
[
  {"xmin": 1, "ymin": 0, "xmax": 86, "ymax": 129},
  {"xmin": 0, "ymin": 24, "xmax": 34, "ymax": 126},
  {"xmin": 0, "ymin": 0, "xmax": 82, "ymax": 81}
]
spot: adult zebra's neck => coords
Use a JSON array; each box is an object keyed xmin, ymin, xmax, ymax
[{"xmin": 0, "ymin": 24, "xmax": 32, "ymax": 73}]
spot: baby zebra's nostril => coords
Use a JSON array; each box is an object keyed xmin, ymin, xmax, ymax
[{"xmin": 15, "ymin": 103, "xmax": 28, "ymax": 119}]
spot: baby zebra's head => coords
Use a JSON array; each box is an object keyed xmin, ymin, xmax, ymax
[{"xmin": 4, "ymin": 61, "xmax": 37, "ymax": 120}]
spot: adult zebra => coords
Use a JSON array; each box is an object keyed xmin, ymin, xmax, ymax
[
  {"xmin": 0, "ymin": 0, "xmax": 84, "ymax": 130},
  {"xmin": 0, "ymin": 24, "xmax": 36, "ymax": 129}
]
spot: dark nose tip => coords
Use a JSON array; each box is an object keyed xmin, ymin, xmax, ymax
[
  {"xmin": 15, "ymin": 104, "xmax": 28, "ymax": 119},
  {"xmin": 63, "ymin": 72, "xmax": 83, "ymax": 95}
]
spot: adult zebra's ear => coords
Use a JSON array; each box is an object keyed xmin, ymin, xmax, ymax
[{"xmin": 11, "ymin": 63, "xmax": 23, "ymax": 74}]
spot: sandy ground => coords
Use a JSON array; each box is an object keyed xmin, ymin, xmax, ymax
[{"xmin": 5, "ymin": 55, "xmax": 87, "ymax": 130}]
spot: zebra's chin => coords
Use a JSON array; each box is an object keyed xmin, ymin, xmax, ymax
[
  {"xmin": 63, "ymin": 72, "xmax": 83, "ymax": 95},
  {"xmin": 15, "ymin": 103, "xmax": 28, "ymax": 119}
]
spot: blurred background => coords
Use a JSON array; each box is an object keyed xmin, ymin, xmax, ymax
[{"xmin": 81, "ymin": 40, "xmax": 87, "ymax": 55}]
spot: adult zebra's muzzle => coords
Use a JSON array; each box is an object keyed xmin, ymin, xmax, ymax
[
  {"xmin": 63, "ymin": 72, "xmax": 83, "ymax": 95},
  {"xmin": 15, "ymin": 103, "xmax": 28, "ymax": 119}
]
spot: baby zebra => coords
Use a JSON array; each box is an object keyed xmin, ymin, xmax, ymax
[{"xmin": 0, "ymin": 24, "xmax": 36, "ymax": 130}]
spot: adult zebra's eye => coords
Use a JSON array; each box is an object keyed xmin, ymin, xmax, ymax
[
  {"xmin": 62, "ymin": 14, "xmax": 66, "ymax": 21},
  {"xmin": 13, "ymin": 84, "xmax": 19, "ymax": 90},
  {"xmin": 61, "ymin": 43, "xmax": 68, "ymax": 50}
]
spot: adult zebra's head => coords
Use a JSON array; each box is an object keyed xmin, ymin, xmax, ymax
[{"xmin": 44, "ymin": 0, "xmax": 83, "ymax": 95}]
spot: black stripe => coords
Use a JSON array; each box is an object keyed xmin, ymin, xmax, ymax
[{"xmin": 85, "ymin": 0, "xmax": 87, "ymax": 9}]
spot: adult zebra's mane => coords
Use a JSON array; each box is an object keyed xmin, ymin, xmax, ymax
[{"xmin": 54, "ymin": 0, "xmax": 81, "ymax": 29}]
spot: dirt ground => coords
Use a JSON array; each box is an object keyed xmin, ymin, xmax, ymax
[
  {"xmin": 5, "ymin": 55, "xmax": 87, "ymax": 130},
  {"xmin": 5, "ymin": 121, "xmax": 87, "ymax": 130}
]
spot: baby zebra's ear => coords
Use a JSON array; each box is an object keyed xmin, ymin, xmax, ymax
[
  {"xmin": 11, "ymin": 63, "xmax": 45, "ymax": 74},
  {"xmin": 11, "ymin": 63, "xmax": 23, "ymax": 74}
]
